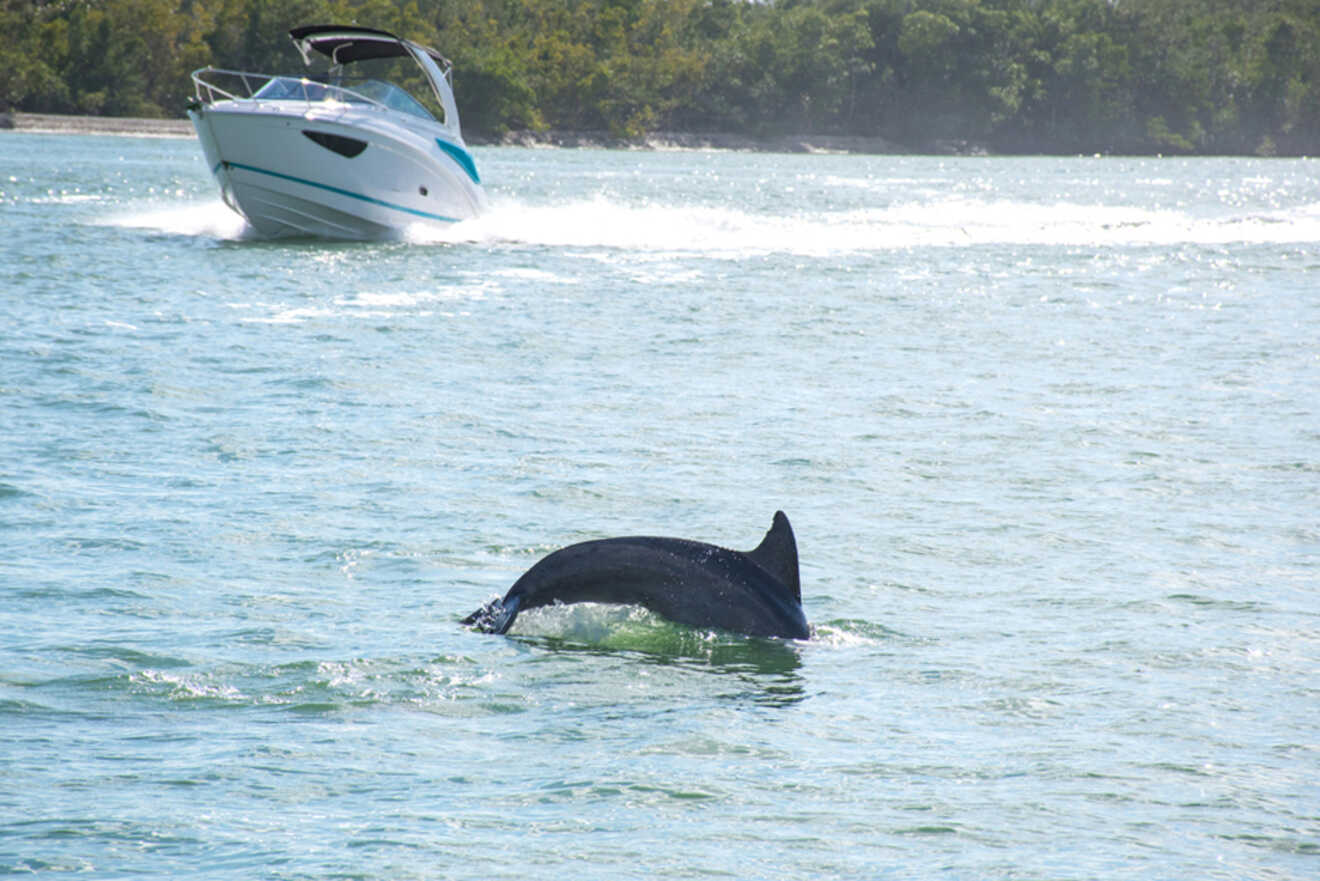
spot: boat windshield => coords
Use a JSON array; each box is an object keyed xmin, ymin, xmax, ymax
[
  {"xmin": 251, "ymin": 76, "xmax": 436, "ymax": 122},
  {"xmin": 344, "ymin": 79, "xmax": 435, "ymax": 120},
  {"xmin": 316, "ymin": 49, "xmax": 446, "ymax": 124}
]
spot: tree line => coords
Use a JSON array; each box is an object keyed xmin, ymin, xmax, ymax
[{"xmin": 2, "ymin": 0, "xmax": 1317, "ymax": 154}]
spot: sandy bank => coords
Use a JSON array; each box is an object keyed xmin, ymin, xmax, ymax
[{"xmin": 1, "ymin": 111, "xmax": 195, "ymax": 137}]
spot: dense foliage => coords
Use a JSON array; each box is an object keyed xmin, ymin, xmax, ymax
[{"xmin": 3, "ymin": 0, "xmax": 1317, "ymax": 153}]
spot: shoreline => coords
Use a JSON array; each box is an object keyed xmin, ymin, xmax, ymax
[
  {"xmin": 1, "ymin": 111, "xmax": 196, "ymax": 137},
  {"xmin": 1, "ymin": 111, "xmax": 935, "ymax": 154},
  {"xmin": 481, "ymin": 128, "xmax": 919, "ymax": 154},
  {"xmin": 3, "ymin": 112, "xmax": 1311, "ymax": 157}
]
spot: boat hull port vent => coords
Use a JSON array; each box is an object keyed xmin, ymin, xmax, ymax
[
  {"xmin": 419, "ymin": 186, "xmax": 428, "ymax": 196},
  {"xmin": 302, "ymin": 130, "xmax": 368, "ymax": 158}
]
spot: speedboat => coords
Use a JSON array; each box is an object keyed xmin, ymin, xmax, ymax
[{"xmin": 187, "ymin": 25, "xmax": 486, "ymax": 238}]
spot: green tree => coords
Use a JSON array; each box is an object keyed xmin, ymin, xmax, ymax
[
  {"xmin": 5, "ymin": 0, "xmax": 1319, "ymax": 153},
  {"xmin": 0, "ymin": 2, "xmax": 62, "ymax": 111}
]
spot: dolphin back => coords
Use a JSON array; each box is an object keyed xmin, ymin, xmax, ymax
[{"xmin": 463, "ymin": 512, "xmax": 808, "ymax": 639}]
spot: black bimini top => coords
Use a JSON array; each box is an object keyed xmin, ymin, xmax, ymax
[{"xmin": 289, "ymin": 24, "xmax": 450, "ymax": 69}]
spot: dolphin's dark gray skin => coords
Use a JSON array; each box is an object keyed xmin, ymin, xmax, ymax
[{"xmin": 463, "ymin": 511, "xmax": 809, "ymax": 639}]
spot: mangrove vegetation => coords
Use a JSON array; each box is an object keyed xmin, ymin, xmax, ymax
[{"xmin": 2, "ymin": 0, "xmax": 1317, "ymax": 153}]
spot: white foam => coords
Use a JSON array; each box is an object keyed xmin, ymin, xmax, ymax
[
  {"xmin": 335, "ymin": 286, "xmax": 490, "ymax": 309},
  {"xmin": 100, "ymin": 199, "xmax": 251, "ymax": 240},
  {"xmin": 405, "ymin": 194, "xmax": 1320, "ymax": 256},
  {"xmin": 97, "ymin": 191, "xmax": 1320, "ymax": 254}
]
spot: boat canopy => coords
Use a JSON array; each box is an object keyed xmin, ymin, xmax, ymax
[
  {"xmin": 286, "ymin": 24, "xmax": 462, "ymax": 134},
  {"xmin": 289, "ymin": 25, "xmax": 452, "ymax": 72}
]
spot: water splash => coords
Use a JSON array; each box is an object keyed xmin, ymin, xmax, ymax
[
  {"xmin": 406, "ymin": 193, "xmax": 1320, "ymax": 254},
  {"xmin": 96, "ymin": 189, "xmax": 1320, "ymax": 254},
  {"xmin": 100, "ymin": 199, "xmax": 251, "ymax": 240}
]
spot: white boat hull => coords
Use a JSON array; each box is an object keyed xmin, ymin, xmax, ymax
[{"xmin": 188, "ymin": 100, "xmax": 485, "ymax": 238}]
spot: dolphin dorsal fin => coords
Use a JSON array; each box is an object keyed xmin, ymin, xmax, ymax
[{"xmin": 746, "ymin": 511, "xmax": 800, "ymax": 602}]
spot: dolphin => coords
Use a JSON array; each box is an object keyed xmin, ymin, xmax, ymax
[{"xmin": 463, "ymin": 511, "xmax": 809, "ymax": 639}]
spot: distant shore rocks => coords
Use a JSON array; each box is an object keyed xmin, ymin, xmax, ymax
[{"xmin": 482, "ymin": 128, "xmax": 916, "ymax": 154}]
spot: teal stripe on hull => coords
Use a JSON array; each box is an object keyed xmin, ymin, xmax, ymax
[
  {"xmin": 219, "ymin": 161, "xmax": 462, "ymax": 223},
  {"xmin": 436, "ymin": 139, "xmax": 481, "ymax": 184}
]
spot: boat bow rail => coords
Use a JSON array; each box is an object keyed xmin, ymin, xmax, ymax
[{"xmin": 190, "ymin": 67, "xmax": 272, "ymax": 105}]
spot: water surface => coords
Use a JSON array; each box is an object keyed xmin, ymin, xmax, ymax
[{"xmin": 2, "ymin": 133, "xmax": 1317, "ymax": 879}]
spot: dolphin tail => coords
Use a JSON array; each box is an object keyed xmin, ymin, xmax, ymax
[
  {"xmin": 462, "ymin": 595, "xmax": 522, "ymax": 634},
  {"xmin": 745, "ymin": 511, "xmax": 800, "ymax": 602}
]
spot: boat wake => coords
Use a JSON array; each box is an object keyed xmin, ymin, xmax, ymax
[
  {"xmin": 408, "ymin": 194, "xmax": 1320, "ymax": 254},
  {"xmin": 102, "ymin": 193, "xmax": 1320, "ymax": 254}
]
